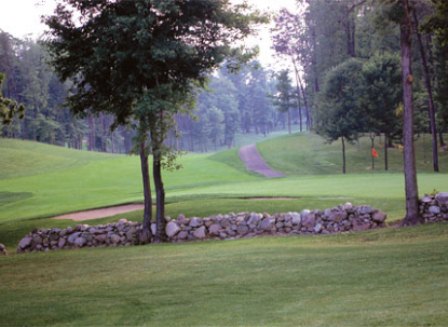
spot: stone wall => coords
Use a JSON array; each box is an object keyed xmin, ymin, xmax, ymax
[
  {"xmin": 17, "ymin": 203, "xmax": 386, "ymax": 253},
  {"xmin": 419, "ymin": 192, "xmax": 448, "ymax": 223}
]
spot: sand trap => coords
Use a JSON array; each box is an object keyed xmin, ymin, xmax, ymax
[{"xmin": 53, "ymin": 204, "xmax": 144, "ymax": 221}]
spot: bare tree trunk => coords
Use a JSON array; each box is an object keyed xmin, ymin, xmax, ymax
[
  {"xmin": 139, "ymin": 139, "xmax": 152, "ymax": 243},
  {"xmin": 287, "ymin": 109, "xmax": 291, "ymax": 134},
  {"xmin": 152, "ymin": 149, "xmax": 166, "ymax": 242},
  {"xmin": 370, "ymin": 134, "xmax": 375, "ymax": 170},
  {"xmin": 341, "ymin": 136, "xmax": 346, "ymax": 174},
  {"xmin": 400, "ymin": 0, "xmax": 421, "ymax": 225},
  {"xmin": 151, "ymin": 111, "xmax": 167, "ymax": 243},
  {"xmin": 292, "ymin": 61, "xmax": 303, "ymax": 132},
  {"xmin": 384, "ymin": 134, "xmax": 389, "ymax": 171},
  {"xmin": 413, "ymin": 10, "xmax": 439, "ymax": 172},
  {"xmin": 88, "ymin": 114, "xmax": 95, "ymax": 151}
]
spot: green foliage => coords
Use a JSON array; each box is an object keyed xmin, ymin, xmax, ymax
[
  {"xmin": 315, "ymin": 58, "xmax": 365, "ymax": 143},
  {"xmin": 0, "ymin": 73, "xmax": 24, "ymax": 124},
  {"xmin": 361, "ymin": 53, "xmax": 402, "ymax": 138}
]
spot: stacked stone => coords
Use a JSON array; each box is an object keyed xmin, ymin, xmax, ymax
[
  {"xmin": 17, "ymin": 203, "xmax": 387, "ymax": 253},
  {"xmin": 17, "ymin": 219, "xmax": 143, "ymax": 253},
  {"xmin": 419, "ymin": 192, "xmax": 448, "ymax": 223},
  {"xmin": 0, "ymin": 243, "xmax": 7, "ymax": 256},
  {"xmin": 167, "ymin": 203, "xmax": 387, "ymax": 242}
]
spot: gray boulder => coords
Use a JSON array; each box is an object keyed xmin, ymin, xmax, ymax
[
  {"xmin": 0, "ymin": 243, "xmax": 7, "ymax": 255},
  {"xmin": 290, "ymin": 213, "xmax": 301, "ymax": 225},
  {"xmin": 435, "ymin": 192, "xmax": 448, "ymax": 206},
  {"xmin": 372, "ymin": 211, "xmax": 387, "ymax": 223},
  {"xmin": 190, "ymin": 217, "xmax": 202, "ymax": 228},
  {"xmin": 193, "ymin": 226, "xmax": 206, "ymax": 239},
  {"xmin": 429, "ymin": 206, "xmax": 441, "ymax": 215},
  {"xmin": 166, "ymin": 221, "xmax": 180, "ymax": 238},
  {"xmin": 208, "ymin": 224, "xmax": 221, "ymax": 236},
  {"xmin": 18, "ymin": 236, "xmax": 32, "ymax": 249}
]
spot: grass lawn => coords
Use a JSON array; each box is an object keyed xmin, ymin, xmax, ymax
[
  {"xmin": 1, "ymin": 136, "xmax": 448, "ymax": 248},
  {"xmin": 1, "ymin": 136, "xmax": 448, "ymax": 326},
  {"xmin": 1, "ymin": 223, "xmax": 447, "ymax": 326}
]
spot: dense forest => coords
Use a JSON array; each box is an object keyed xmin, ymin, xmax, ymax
[
  {"xmin": 1, "ymin": 0, "xmax": 447, "ymax": 157},
  {"xmin": 0, "ymin": 32, "xmax": 303, "ymax": 153}
]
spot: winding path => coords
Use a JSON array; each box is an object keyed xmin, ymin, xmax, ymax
[{"xmin": 238, "ymin": 144, "xmax": 284, "ymax": 178}]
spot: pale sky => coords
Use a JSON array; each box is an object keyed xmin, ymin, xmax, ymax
[{"xmin": 0, "ymin": 0, "xmax": 297, "ymax": 68}]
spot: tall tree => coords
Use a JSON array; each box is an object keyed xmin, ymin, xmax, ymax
[
  {"xmin": 412, "ymin": 6, "xmax": 439, "ymax": 172},
  {"xmin": 315, "ymin": 58, "xmax": 365, "ymax": 174},
  {"xmin": 399, "ymin": 0, "xmax": 421, "ymax": 224},
  {"xmin": 273, "ymin": 70, "xmax": 295, "ymax": 135},
  {"xmin": 361, "ymin": 53, "xmax": 402, "ymax": 171},
  {"xmin": 45, "ymin": 0, "xmax": 263, "ymax": 241}
]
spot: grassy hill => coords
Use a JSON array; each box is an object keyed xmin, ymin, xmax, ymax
[
  {"xmin": 257, "ymin": 133, "xmax": 448, "ymax": 175},
  {"xmin": 1, "ymin": 136, "xmax": 448, "ymax": 326},
  {"xmin": 1, "ymin": 136, "xmax": 448, "ymax": 247}
]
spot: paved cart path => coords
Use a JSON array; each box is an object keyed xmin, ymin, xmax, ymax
[{"xmin": 238, "ymin": 144, "xmax": 284, "ymax": 178}]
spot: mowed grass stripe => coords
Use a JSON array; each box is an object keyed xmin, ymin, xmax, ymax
[{"xmin": 0, "ymin": 223, "xmax": 447, "ymax": 326}]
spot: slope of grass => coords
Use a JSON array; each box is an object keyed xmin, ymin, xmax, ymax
[
  {"xmin": 1, "ymin": 137, "xmax": 448, "ymax": 248},
  {"xmin": 1, "ymin": 223, "xmax": 447, "ymax": 326},
  {"xmin": 0, "ymin": 138, "xmax": 115, "ymax": 179},
  {"xmin": 257, "ymin": 133, "xmax": 448, "ymax": 176}
]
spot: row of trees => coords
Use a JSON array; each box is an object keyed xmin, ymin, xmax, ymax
[
  {"xmin": 0, "ymin": 30, "xmax": 305, "ymax": 153},
  {"xmin": 271, "ymin": 0, "xmax": 448, "ymax": 224}
]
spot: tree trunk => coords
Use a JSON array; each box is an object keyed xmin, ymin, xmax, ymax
[
  {"xmin": 370, "ymin": 135, "xmax": 375, "ymax": 170},
  {"xmin": 150, "ymin": 109, "xmax": 167, "ymax": 243},
  {"xmin": 341, "ymin": 136, "xmax": 346, "ymax": 174},
  {"xmin": 287, "ymin": 109, "xmax": 291, "ymax": 134},
  {"xmin": 152, "ymin": 149, "xmax": 166, "ymax": 243},
  {"xmin": 440, "ymin": 132, "xmax": 445, "ymax": 147},
  {"xmin": 139, "ymin": 139, "xmax": 152, "ymax": 243},
  {"xmin": 292, "ymin": 60, "xmax": 303, "ymax": 132},
  {"xmin": 413, "ymin": 10, "xmax": 439, "ymax": 172},
  {"xmin": 88, "ymin": 114, "xmax": 95, "ymax": 151},
  {"xmin": 384, "ymin": 134, "xmax": 389, "ymax": 171},
  {"xmin": 400, "ymin": 0, "xmax": 421, "ymax": 225}
]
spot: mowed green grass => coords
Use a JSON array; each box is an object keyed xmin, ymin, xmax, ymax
[
  {"xmin": 257, "ymin": 133, "xmax": 448, "ymax": 175},
  {"xmin": 1, "ymin": 136, "xmax": 448, "ymax": 326},
  {"xmin": 1, "ymin": 223, "xmax": 447, "ymax": 326},
  {"xmin": 1, "ymin": 136, "xmax": 448, "ymax": 248}
]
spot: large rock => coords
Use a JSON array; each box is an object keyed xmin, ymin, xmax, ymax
[
  {"xmin": 327, "ymin": 209, "xmax": 347, "ymax": 222},
  {"xmin": 109, "ymin": 234, "xmax": 121, "ymax": 244},
  {"xmin": 189, "ymin": 217, "xmax": 202, "ymax": 228},
  {"xmin": 301, "ymin": 213, "xmax": 316, "ymax": 228},
  {"xmin": 435, "ymin": 192, "xmax": 448, "ymax": 206},
  {"xmin": 18, "ymin": 236, "xmax": 32, "ymax": 249},
  {"xmin": 74, "ymin": 236, "xmax": 87, "ymax": 247},
  {"xmin": 352, "ymin": 219, "xmax": 371, "ymax": 231},
  {"xmin": 166, "ymin": 221, "xmax": 180, "ymax": 238},
  {"xmin": 357, "ymin": 205, "xmax": 374, "ymax": 215},
  {"xmin": 193, "ymin": 226, "xmax": 206, "ymax": 239},
  {"xmin": 290, "ymin": 213, "xmax": 301, "ymax": 225},
  {"xmin": 429, "ymin": 206, "xmax": 441, "ymax": 215},
  {"xmin": 258, "ymin": 217, "xmax": 274, "ymax": 231},
  {"xmin": 208, "ymin": 224, "xmax": 221, "ymax": 235},
  {"xmin": 247, "ymin": 213, "xmax": 261, "ymax": 227},
  {"xmin": 372, "ymin": 211, "xmax": 387, "ymax": 223},
  {"xmin": 0, "ymin": 243, "xmax": 7, "ymax": 255},
  {"xmin": 67, "ymin": 232, "xmax": 81, "ymax": 244}
]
